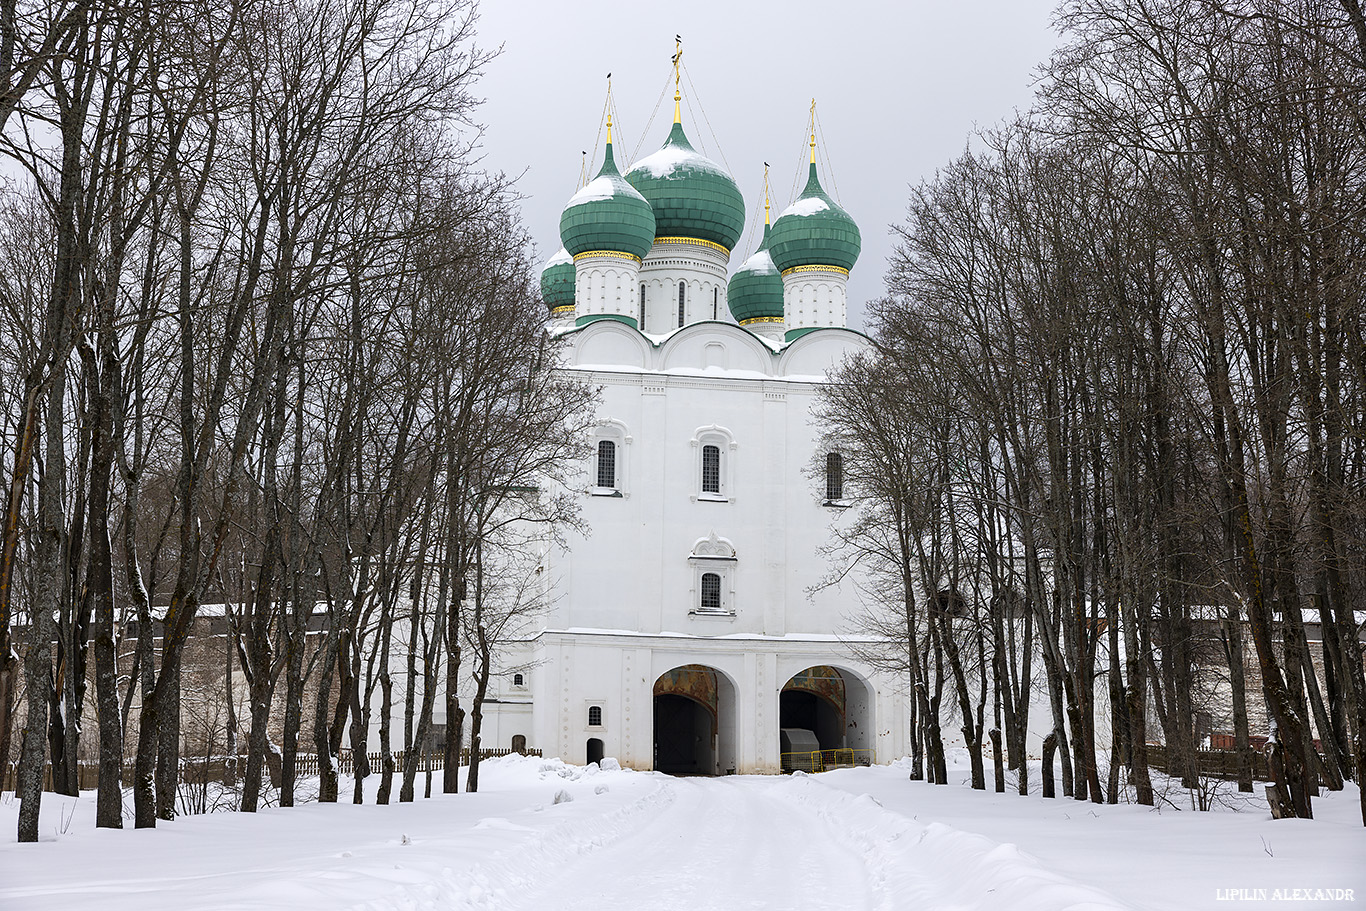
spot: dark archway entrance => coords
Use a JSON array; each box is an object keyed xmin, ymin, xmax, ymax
[
  {"xmin": 586, "ymin": 737, "xmax": 604, "ymax": 765},
  {"xmin": 652, "ymin": 664, "xmax": 737, "ymax": 775},
  {"xmin": 779, "ymin": 689, "xmax": 843, "ymax": 749},
  {"xmin": 778, "ymin": 666, "xmax": 874, "ymax": 772},
  {"xmin": 653, "ymin": 695, "xmax": 711, "ymax": 773}
]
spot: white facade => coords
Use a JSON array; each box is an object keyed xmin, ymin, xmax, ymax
[
  {"xmin": 483, "ymin": 309, "xmax": 910, "ymax": 773},
  {"xmin": 782, "ymin": 266, "xmax": 849, "ymax": 335},
  {"xmin": 638, "ymin": 239, "xmax": 732, "ymax": 331},
  {"xmin": 573, "ymin": 252, "xmax": 642, "ymax": 325}
]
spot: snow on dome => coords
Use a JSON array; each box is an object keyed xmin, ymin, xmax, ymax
[
  {"xmin": 564, "ymin": 173, "xmax": 631, "ymax": 209},
  {"xmin": 727, "ymin": 224, "xmax": 784, "ymax": 324},
  {"xmin": 558, "ymin": 141, "xmax": 656, "ymax": 261},
  {"xmin": 624, "ymin": 121, "xmax": 745, "ymax": 252},
  {"xmin": 768, "ymin": 161, "xmax": 860, "ymax": 274},
  {"xmin": 738, "ymin": 246, "xmax": 779, "ymax": 275},
  {"xmin": 633, "ymin": 144, "xmax": 732, "ymax": 181},
  {"xmin": 784, "ymin": 197, "xmax": 831, "ymax": 218},
  {"xmin": 547, "ymin": 247, "xmax": 573, "ymax": 267}
]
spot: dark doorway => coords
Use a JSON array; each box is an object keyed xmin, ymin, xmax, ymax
[
  {"xmin": 511, "ymin": 734, "xmax": 527, "ymax": 754},
  {"xmin": 779, "ymin": 690, "xmax": 843, "ymax": 750},
  {"xmin": 586, "ymin": 737, "xmax": 604, "ymax": 765},
  {"xmin": 653, "ymin": 694, "xmax": 714, "ymax": 774}
]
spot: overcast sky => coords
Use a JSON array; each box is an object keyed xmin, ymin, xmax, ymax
[{"xmin": 471, "ymin": 0, "xmax": 1063, "ymax": 329}]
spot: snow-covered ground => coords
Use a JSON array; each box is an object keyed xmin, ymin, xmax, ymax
[{"xmin": 1, "ymin": 754, "xmax": 1361, "ymax": 910}]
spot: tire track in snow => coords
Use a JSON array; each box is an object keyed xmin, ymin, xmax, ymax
[
  {"xmin": 491, "ymin": 776, "xmax": 890, "ymax": 911},
  {"xmin": 351, "ymin": 775, "xmax": 678, "ymax": 911},
  {"xmin": 783, "ymin": 772, "xmax": 1135, "ymax": 911}
]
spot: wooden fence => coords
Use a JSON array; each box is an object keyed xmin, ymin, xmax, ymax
[
  {"xmin": 3, "ymin": 747, "xmax": 542, "ymax": 793},
  {"xmin": 1144, "ymin": 744, "xmax": 1271, "ymax": 782}
]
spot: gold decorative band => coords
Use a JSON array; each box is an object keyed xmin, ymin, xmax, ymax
[
  {"xmin": 653, "ymin": 236, "xmax": 731, "ymax": 256},
  {"xmin": 740, "ymin": 316, "xmax": 784, "ymax": 325},
  {"xmin": 550, "ymin": 305, "xmax": 575, "ymax": 315},
  {"xmin": 573, "ymin": 250, "xmax": 642, "ymax": 263},
  {"xmin": 781, "ymin": 264, "xmax": 850, "ymax": 277}
]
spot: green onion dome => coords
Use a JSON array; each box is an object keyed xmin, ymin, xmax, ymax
[
  {"xmin": 560, "ymin": 139, "xmax": 656, "ymax": 262},
  {"xmin": 624, "ymin": 121, "xmax": 745, "ymax": 254},
  {"xmin": 726, "ymin": 224, "xmax": 784, "ymax": 324},
  {"xmin": 540, "ymin": 247, "xmax": 575, "ymax": 313},
  {"xmin": 768, "ymin": 159, "xmax": 861, "ymax": 274}
]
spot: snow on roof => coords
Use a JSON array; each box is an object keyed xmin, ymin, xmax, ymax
[
  {"xmin": 629, "ymin": 145, "xmax": 730, "ymax": 180},
  {"xmin": 546, "ymin": 247, "xmax": 573, "ymax": 267},
  {"xmin": 564, "ymin": 173, "xmax": 633, "ymax": 207},
  {"xmin": 784, "ymin": 196, "xmax": 831, "ymax": 217},
  {"xmin": 150, "ymin": 601, "xmax": 330, "ymax": 621},
  {"xmin": 738, "ymin": 248, "xmax": 779, "ymax": 275}
]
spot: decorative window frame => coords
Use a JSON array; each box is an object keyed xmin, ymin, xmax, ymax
[
  {"xmin": 591, "ymin": 419, "xmax": 631, "ymax": 497},
  {"xmin": 690, "ymin": 424, "xmax": 736, "ymax": 503},
  {"xmin": 687, "ymin": 530, "xmax": 737, "ymax": 618},
  {"xmin": 584, "ymin": 700, "xmax": 607, "ymax": 731}
]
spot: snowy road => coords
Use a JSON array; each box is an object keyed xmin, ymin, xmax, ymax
[
  {"xmin": 446, "ymin": 768, "xmax": 1129, "ymax": 911},
  {"xmin": 506, "ymin": 777, "xmax": 878, "ymax": 911},
  {"xmin": 12, "ymin": 755, "xmax": 1359, "ymax": 910}
]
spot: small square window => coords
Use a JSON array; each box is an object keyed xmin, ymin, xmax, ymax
[{"xmin": 588, "ymin": 705, "xmax": 603, "ymax": 727}]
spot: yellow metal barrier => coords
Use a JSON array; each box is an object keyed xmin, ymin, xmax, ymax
[{"xmin": 780, "ymin": 748, "xmax": 874, "ymax": 773}]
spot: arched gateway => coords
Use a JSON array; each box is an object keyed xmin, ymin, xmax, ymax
[
  {"xmin": 653, "ymin": 664, "xmax": 738, "ymax": 775},
  {"xmin": 778, "ymin": 665, "xmax": 874, "ymax": 772}
]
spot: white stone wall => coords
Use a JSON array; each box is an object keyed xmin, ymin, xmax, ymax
[
  {"xmin": 782, "ymin": 268, "xmax": 848, "ymax": 334},
  {"xmin": 485, "ymin": 319, "xmax": 910, "ymax": 772},
  {"xmin": 575, "ymin": 255, "xmax": 642, "ymax": 325},
  {"xmin": 638, "ymin": 241, "xmax": 732, "ymax": 332}
]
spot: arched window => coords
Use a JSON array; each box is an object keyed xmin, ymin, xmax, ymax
[
  {"xmin": 712, "ymin": 287, "xmax": 718, "ymax": 320},
  {"xmin": 588, "ymin": 705, "xmax": 603, "ymax": 727},
  {"xmin": 688, "ymin": 532, "xmax": 737, "ymax": 617},
  {"xmin": 512, "ymin": 673, "xmax": 524, "ymax": 687},
  {"xmin": 677, "ymin": 280, "xmax": 686, "ymax": 327},
  {"xmin": 701, "ymin": 445, "xmax": 721, "ymax": 494},
  {"xmin": 639, "ymin": 282, "xmax": 646, "ymax": 329},
  {"xmin": 825, "ymin": 452, "xmax": 844, "ymax": 501},
  {"xmin": 597, "ymin": 440, "xmax": 617, "ymax": 489},
  {"xmin": 700, "ymin": 572, "xmax": 722, "ymax": 612}
]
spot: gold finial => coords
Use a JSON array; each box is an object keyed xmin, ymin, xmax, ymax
[
  {"xmin": 672, "ymin": 37, "xmax": 683, "ymax": 124},
  {"xmin": 606, "ymin": 73, "xmax": 614, "ymax": 144},
  {"xmin": 763, "ymin": 163, "xmax": 771, "ymax": 225},
  {"xmin": 809, "ymin": 99, "xmax": 817, "ymax": 165}
]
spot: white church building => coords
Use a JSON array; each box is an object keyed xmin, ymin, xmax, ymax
[{"xmin": 480, "ymin": 84, "xmax": 910, "ymax": 774}]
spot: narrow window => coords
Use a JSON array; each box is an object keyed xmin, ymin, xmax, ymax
[
  {"xmin": 639, "ymin": 283, "xmax": 646, "ymax": 329},
  {"xmin": 701, "ymin": 444, "xmax": 721, "ymax": 494},
  {"xmin": 513, "ymin": 673, "xmax": 524, "ymax": 686},
  {"xmin": 677, "ymin": 280, "xmax": 686, "ymax": 327},
  {"xmin": 825, "ymin": 452, "xmax": 844, "ymax": 501},
  {"xmin": 700, "ymin": 573, "xmax": 722, "ymax": 611},
  {"xmin": 588, "ymin": 705, "xmax": 603, "ymax": 726},
  {"xmin": 712, "ymin": 287, "xmax": 718, "ymax": 320},
  {"xmin": 597, "ymin": 440, "xmax": 617, "ymax": 489}
]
